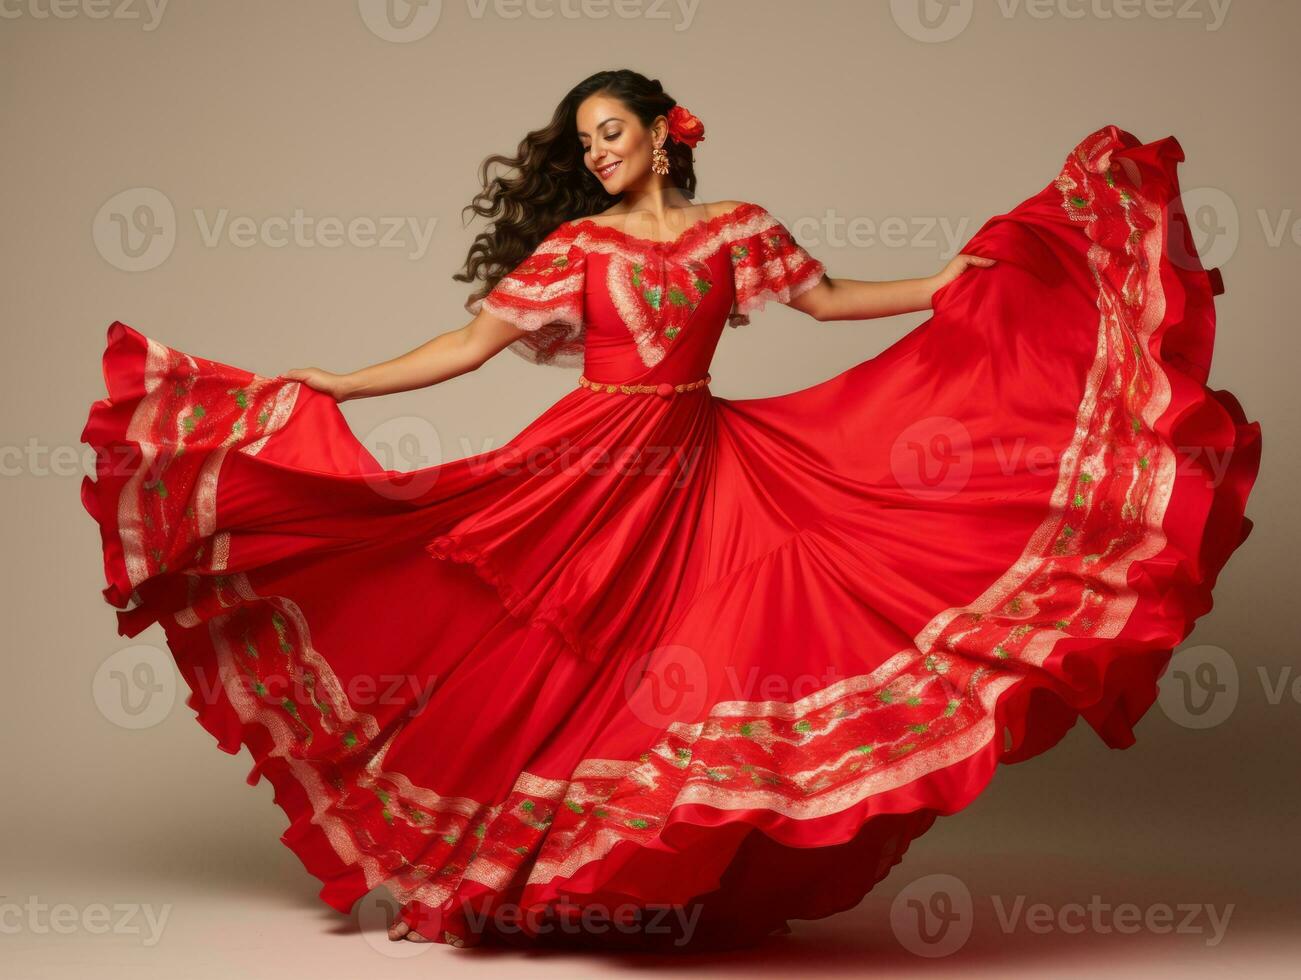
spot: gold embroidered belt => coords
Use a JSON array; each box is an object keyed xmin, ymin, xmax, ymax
[{"xmin": 577, "ymin": 374, "xmax": 711, "ymax": 398}]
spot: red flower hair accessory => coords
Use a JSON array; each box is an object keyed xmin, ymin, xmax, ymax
[{"xmin": 666, "ymin": 105, "xmax": 705, "ymax": 148}]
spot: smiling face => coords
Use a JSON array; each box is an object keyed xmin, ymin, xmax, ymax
[{"xmin": 576, "ymin": 93, "xmax": 666, "ymax": 194}]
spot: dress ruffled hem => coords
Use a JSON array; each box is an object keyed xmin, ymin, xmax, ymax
[
  {"xmin": 80, "ymin": 320, "xmax": 156, "ymax": 623},
  {"xmin": 78, "ymin": 124, "xmax": 1261, "ymax": 950},
  {"xmin": 131, "ymin": 366, "xmax": 1254, "ymax": 951},
  {"xmin": 423, "ymin": 532, "xmax": 598, "ymax": 664}
]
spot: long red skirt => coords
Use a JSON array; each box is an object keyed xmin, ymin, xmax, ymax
[{"xmin": 80, "ymin": 126, "xmax": 1262, "ymax": 949}]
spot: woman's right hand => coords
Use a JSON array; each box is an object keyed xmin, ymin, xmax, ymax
[{"xmin": 279, "ymin": 367, "xmax": 356, "ymax": 402}]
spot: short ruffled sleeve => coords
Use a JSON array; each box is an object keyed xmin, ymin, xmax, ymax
[
  {"xmin": 467, "ymin": 223, "xmax": 586, "ymax": 366},
  {"xmin": 726, "ymin": 206, "xmax": 826, "ymax": 327}
]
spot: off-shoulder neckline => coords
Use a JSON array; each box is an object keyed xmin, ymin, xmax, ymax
[{"xmin": 559, "ymin": 201, "xmax": 761, "ymax": 250}]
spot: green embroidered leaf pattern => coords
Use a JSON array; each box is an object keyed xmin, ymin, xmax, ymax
[{"xmin": 84, "ymin": 152, "xmax": 1197, "ymax": 908}]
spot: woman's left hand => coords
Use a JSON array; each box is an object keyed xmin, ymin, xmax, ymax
[{"xmin": 927, "ymin": 252, "xmax": 997, "ymax": 306}]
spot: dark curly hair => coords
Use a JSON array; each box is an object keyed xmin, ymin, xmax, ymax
[{"xmin": 455, "ymin": 68, "xmax": 700, "ymax": 314}]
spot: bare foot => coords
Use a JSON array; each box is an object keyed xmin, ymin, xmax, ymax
[
  {"xmin": 388, "ymin": 918, "xmax": 411, "ymax": 941},
  {"xmin": 387, "ymin": 918, "xmax": 431, "ymax": 942}
]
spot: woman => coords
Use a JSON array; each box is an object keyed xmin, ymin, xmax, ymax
[{"xmin": 81, "ymin": 69, "xmax": 1261, "ymax": 949}]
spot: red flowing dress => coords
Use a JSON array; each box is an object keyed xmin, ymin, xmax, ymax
[{"xmin": 81, "ymin": 125, "xmax": 1262, "ymax": 949}]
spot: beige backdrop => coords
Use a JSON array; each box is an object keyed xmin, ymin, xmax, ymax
[{"xmin": 3, "ymin": 0, "xmax": 1295, "ymax": 976}]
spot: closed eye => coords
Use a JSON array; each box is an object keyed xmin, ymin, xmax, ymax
[{"xmin": 582, "ymin": 133, "xmax": 621, "ymax": 153}]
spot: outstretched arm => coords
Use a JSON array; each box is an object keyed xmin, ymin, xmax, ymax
[
  {"xmin": 281, "ymin": 310, "xmax": 528, "ymax": 401},
  {"xmin": 787, "ymin": 252, "xmax": 996, "ymax": 322}
]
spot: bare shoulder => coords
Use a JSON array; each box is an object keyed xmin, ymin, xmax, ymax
[
  {"xmin": 574, "ymin": 200, "xmax": 749, "ymax": 229},
  {"xmin": 592, "ymin": 203, "xmax": 628, "ymax": 222},
  {"xmin": 566, "ymin": 203, "xmax": 632, "ymax": 229},
  {"xmin": 707, "ymin": 200, "xmax": 750, "ymax": 218},
  {"xmin": 590, "ymin": 200, "xmax": 744, "ymax": 219}
]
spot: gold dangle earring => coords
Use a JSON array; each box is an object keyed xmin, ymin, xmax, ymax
[{"xmin": 651, "ymin": 142, "xmax": 670, "ymax": 176}]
